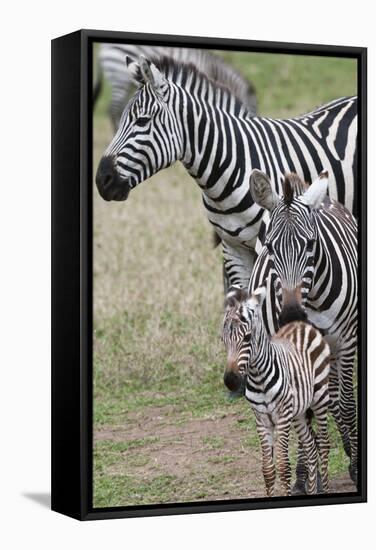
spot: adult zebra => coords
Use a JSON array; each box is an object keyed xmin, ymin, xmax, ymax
[
  {"xmin": 95, "ymin": 44, "xmax": 258, "ymax": 131},
  {"xmin": 95, "ymin": 56, "xmax": 358, "ymax": 291},
  {"xmin": 248, "ymin": 169, "xmax": 358, "ymax": 489}
]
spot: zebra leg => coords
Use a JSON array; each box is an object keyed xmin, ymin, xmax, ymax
[
  {"xmin": 275, "ymin": 418, "xmax": 292, "ymax": 496},
  {"xmin": 293, "ymin": 415, "xmax": 319, "ymax": 495},
  {"xmin": 328, "ymin": 362, "xmax": 351, "ymax": 458},
  {"xmin": 337, "ymin": 350, "xmax": 358, "ymax": 485},
  {"xmin": 222, "ymin": 262, "xmax": 230, "ymax": 296},
  {"xmin": 292, "ymin": 410, "xmax": 323, "ymax": 494},
  {"xmin": 314, "ymin": 410, "xmax": 330, "ymax": 493},
  {"xmin": 255, "ymin": 417, "xmax": 275, "ymax": 497},
  {"xmin": 292, "ymin": 442, "xmax": 308, "ymax": 495},
  {"xmin": 222, "ymin": 241, "xmax": 256, "ymax": 290}
]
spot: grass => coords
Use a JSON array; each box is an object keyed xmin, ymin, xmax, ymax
[{"xmin": 93, "ymin": 47, "xmax": 357, "ymax": 508}]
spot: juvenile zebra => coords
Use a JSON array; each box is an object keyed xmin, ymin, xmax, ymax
[{"xmin": 222, "ymin": 286, "xmax": 331, "ymax": 496}]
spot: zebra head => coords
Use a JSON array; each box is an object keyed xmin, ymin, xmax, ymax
[
  {"xmin": 222, "ymin": 285, "xmax": 266, "ymax": 391},
  {"xmin": 96, "ymin": 55, "xmax": 183, "ymax": 201},
  {"xmin": 250, "ymin": 169, "xmax": 329, "ymax": 327}
]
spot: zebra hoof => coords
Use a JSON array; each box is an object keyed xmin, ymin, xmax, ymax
[
  {"xmin": 291, "ymin": 479, "xmax": 306, "ymax": 495},
  {"xmin": 303, "ymin": 471, "xmax": 323, "ymax": 494},
  {"xmin": 293, "ymin": 471, "xmax": 323, "ymax": 495},
  {"xmin": 349, "ymin": 464, "xmax": 358, "ymax": 486}
]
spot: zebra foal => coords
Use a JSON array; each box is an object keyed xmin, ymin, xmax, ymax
[{"xmin": 222, "ymin": 286, "xmax": 331, "ymax": 496}]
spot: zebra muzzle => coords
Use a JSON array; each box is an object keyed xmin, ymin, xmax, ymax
[
  {"xmin": 279, "ymin": 285, "xmax": 307, "ymax": 327},
  {"xmin": 224, "ymin": 360, "xmax": 243, "ymax": 392},
  {"xmin": 96, "ymin": 156, "xmax": 131, "ymax": 201}
]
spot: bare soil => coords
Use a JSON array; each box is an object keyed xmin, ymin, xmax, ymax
[{"xmin": 94, "ymin": 405, "xmax": 356, "ymax": 502}]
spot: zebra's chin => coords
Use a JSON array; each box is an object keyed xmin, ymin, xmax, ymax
[{"xmin": 98, "ymin": 186, "xmax": 131, "ymax": 202}]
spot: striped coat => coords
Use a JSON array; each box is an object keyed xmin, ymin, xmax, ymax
[
  {"xmin": 248, "ymin": 170, "xmax": 358, "ymax": 487},
  {"xmin": 96, "ymin": 57, "xmax": 357, "ymax": 289},
  {"xmin": 222, "ymin": 286, "xmax": 331, "ymax": 496}
]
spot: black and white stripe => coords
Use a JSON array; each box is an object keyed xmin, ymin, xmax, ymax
[
  {"xmin": 222, "ymin": 286, "xmax": 331, "ymax": 496},
  {"xmin": 95, "ymin": 57, "xmax": 357, "ymax": 291},
  {"xmin": 248, "ymin": 170, "xmax": 358, "ymax": 487},
  {"xmin": 95, "ymin": 43, "xmax": 257, "ymax": 130}
]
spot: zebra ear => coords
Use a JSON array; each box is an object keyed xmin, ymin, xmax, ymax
[
  {"xmin": 225, "ymin": 286, "xmax": 246, "ymax": 308},
  {"xmin": 139, "ymin": 56, "xmax": 167, "ymax": 95},
  {"xmin": 249, "ymin": 169, "xmax": 279, "ymax": 211},
  {"xmin": 124, "ymin": 55, "xmax": 167, "ymax": 96},
  {"xmin": 248, "ymin": 286, "xmax": 267, "ymax": 309},
  {"xmin": 125, "ymin": 55, "xmax": 144, "ymax": 84},
  {"xmin": 301, "ymin": 170, "xmax": 329, "ymax": 209}
]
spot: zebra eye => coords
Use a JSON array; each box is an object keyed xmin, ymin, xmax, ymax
[
  {"xmin": 243, "ymin": 333, "xmax": 251, "ymax": 343},
  {"xmin": 136, "ymin": 116, "xmax": 151, "ymax": 127}
]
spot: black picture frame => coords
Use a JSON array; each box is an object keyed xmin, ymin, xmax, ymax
[{"xmin": 51, "ymin": 29, "xmax": 367, "ymax": 520}]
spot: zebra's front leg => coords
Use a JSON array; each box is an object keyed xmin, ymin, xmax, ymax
[
  {"xmin": 337, "ymin": 351, "xmax": 358, "ymax": 486},
  {"xmin": 292, "ymin": 410, "xmax": 323, "ymax": 494},
  {"xmin": 255, "ymin": 416, "xmax": 276, "ymax": 497},
  {"xmin": 328, "ymin": 362, "xmax": 351, "ymax": 458},
  {"xmin": 275, "ymin": 418, "xmax": 292, "ymax": 496},
  {"xmin": 293, "ymin": 415, "xmax": 319, "ymax": 495},
  {"xmin": 222, "ymin": 241, "xmax": 257, "ymax": 290},
  {"xmin": 314, "ymin": 409, "xmax": 330, "ymax": 493},
  {"xmin": 292, "ymin": 441, "xmax": 307, "ymax": 495}
]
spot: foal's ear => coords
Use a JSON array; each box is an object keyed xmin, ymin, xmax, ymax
[
  {"xmin": 125, "ymin": 55, "xmax": 167, "ymax": 97},
  {"xmin": 225, "ymin": 286, "xmax": 246, "ymax": 308},
  {"xmin": 249, "ymin": 169, "xmax": 279, "ymax": 211},
  {"xmin": 301, "ymin": 170, "xmax": 329, "ymax": 209}
]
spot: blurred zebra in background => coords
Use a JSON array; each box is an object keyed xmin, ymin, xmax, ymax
[
  {"xmin": 96, "ymin": 56, "xmax": 358, "ymax": 291},
  {"xmin": 248, "ymin": 170, "xmax": 358, "ymax": 489},
  {"xmin": 222, "ymin": 286, "xmax": 331, "ymax": 496},
  {"xmin": 94, "ymin": 43, "xmax": 258, "ymax": 131}
]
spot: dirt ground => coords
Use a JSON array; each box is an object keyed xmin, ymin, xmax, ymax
[{"xmin": 94, "ymin": 403, "xmax": 356, "ymax": 503}]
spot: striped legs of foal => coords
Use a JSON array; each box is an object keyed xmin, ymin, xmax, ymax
[
  {"xmin": 275, "ymin": 417, "xmax": 293, "ymax": 496},
  {"xmin": 314, "ymin": 409, "xmax": 330, "ymax": 493},
  {"xmin": 256, "ymin": 419, "xmax": 276, "ymax": 497},
  {"xmin": 293, "ymin": 415, "xmax": 319, "ymax": 495}
]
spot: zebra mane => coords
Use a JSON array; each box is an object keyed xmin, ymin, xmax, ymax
[
  {"xmin": 147, "ymin": 55, "xmax": 253, "ymax": 114},
  {"xmin": 282, "ymin": 173, "xmax": 308, "ymax": 206}
]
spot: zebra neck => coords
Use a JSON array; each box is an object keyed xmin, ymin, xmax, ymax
[
  {"xmin": 249, "ymin": 322, "xmax": 274, "ymax": 374},
  {"xmin": 178, "ymin": 89, "xmax": 254, "ymax": 195}
]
